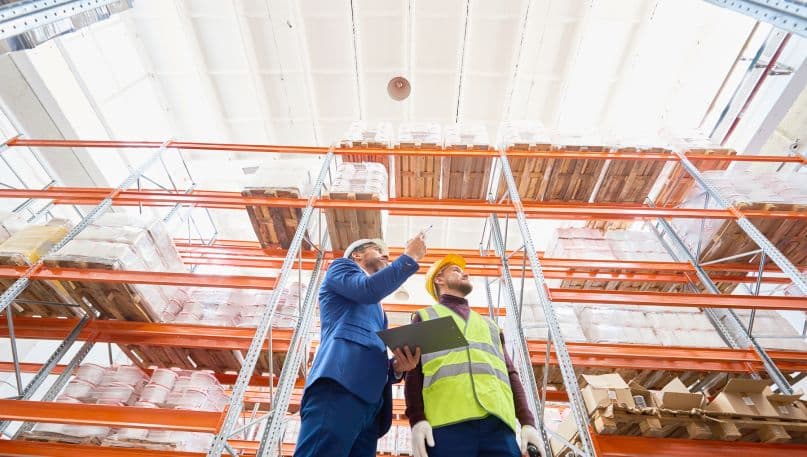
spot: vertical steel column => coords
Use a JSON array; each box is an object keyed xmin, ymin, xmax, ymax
[
  {"xmin": 5, "ymin": 309, "xmax": 23, "ymax": 397},
  {"xmin": 256, "ymin": 240, "xmax": 327, "ymax": 456},
  {"xmin": 674, "ymin": 150, "xmax": 807, "ymax": 295},
  {"xmin": 0, "ymin": 141, "xmax": 173, "ymax": 316},
  {"xmin": 488, "ymin": 213, "xmax": 551, "ymax": 457},
  {"xmin": 497, "ymin": 148, "xmax": 595, "ymax": 456},
  {"xmin": 12, "ymin": 338, "xmax": 98, "ymax": 438},
  {"xmin": 0, "ymin": 314, "xmax": 90, "ymax": 434},
  {"xmin": 207, "ymin": 148, "xmax": 334, "ymax": 457}
]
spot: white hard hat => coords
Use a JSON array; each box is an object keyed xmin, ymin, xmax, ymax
[{"xmin": 343, "ymin": 238, "xmax": 387, "ymax": 258}]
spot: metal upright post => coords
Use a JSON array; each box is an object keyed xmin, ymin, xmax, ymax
[
  {"xmin": 207, "ymin": 148, "xmax": 334, "ymax": 457},
  {"xmin": 256, "ymin": 240, "xmax": 327, "ymax": 456},
  {"xmin": 497, "ymin": 148, "xmax": 595, "ymax": 457},
  {"xmin": 488, "ymin": 213, "xmax": 551, "ymax": 457}
]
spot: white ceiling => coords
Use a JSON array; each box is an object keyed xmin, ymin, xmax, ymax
[{"xmin": 0, "ymin": 0, "xmax": 785, "ymax": 246}]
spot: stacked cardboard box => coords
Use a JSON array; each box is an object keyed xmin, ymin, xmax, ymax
[{"xmin": 325, "ymin": 162, "xmax": 388, "ymax": 250}]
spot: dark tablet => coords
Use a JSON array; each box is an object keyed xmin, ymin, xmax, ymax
[{"xmin": 377, "ymin": 316, "xmax": 468, "ymax": 355}]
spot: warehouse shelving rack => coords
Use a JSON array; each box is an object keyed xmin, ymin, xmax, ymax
[{"xmin": 0, "ymin": 136, "xmax": 804, "ymax": 456}]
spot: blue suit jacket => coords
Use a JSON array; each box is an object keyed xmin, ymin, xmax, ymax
[{"xmin": 306, "ymin": 254, "xmax": 419, "ymax": 437}]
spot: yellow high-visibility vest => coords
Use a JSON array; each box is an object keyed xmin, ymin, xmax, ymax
[{"xmin": 417, "ymin": 303, "xmax": 517, "ymax": 431}]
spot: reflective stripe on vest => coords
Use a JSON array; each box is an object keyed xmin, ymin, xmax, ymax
[{"xmin": 416, "ymin": 303, "xmax": 517, "ymax": 432}]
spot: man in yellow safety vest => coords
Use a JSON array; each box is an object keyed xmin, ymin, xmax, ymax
[{"xmin": 404, "ymin": 254, "xmax": 544, "ymax": 457}]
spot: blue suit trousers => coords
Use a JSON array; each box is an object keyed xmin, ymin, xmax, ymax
[{"xmin": 295, "ymin": 379, "xmax": 384, "ymax": 457}]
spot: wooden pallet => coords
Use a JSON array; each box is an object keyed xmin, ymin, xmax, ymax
[
  {"xmin": 102, "ymin": 438, "xmax": 175, "ymax": 451},
  {"xmin": 655, "ymin": 148, "xmax": 736, "ymax": 207},
  {"xmin": 593, "ymin": 155, "xmax": 668, "ymax": 203},
  {"xmin": 339, "ymin": 141, "xmax": 391, "ymax": 170},
  {"xmin": 242, "ymin": 187, "xmax": 310, "ymax": 250},
  {"xmin": 323, "ymin": 192, "xmax": 383, "ymax": 251},
  {"xmin": 441, "ymin": 145, "xmax": 492, "ymax": 200},
  {"xmin": 0, "ymin": 254, "xmax": 84, "ymax": 319},
  {"xmin": 558, "ymin": 266, "xmax": 680, "ymax": 293},
  {"xmin": 499, "ymin": 149, "xmax": 607, "ymax": 202},
  {"xmin": 43, "ymin": 258, "xmax": 160, "ymax": 322},
  {"xmin": 21, "ymin": 431, "xmax": 103, "ymax": 446},
  {"xmin": 394, "ymin": 143, "xmax": 441, "ymax": 199}
]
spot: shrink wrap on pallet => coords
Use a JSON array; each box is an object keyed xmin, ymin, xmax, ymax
[
  {"xmin": 398, "ymin": 122, "xmax": 442, "ymax": 147},
  {"xmin": 340, "ymin": 121, "xmax": 394, "ymax": 148},
  {"xmin": 499, "ymin": 121, "xmax": 551, "ymax": 150},
  {"xmin": 444, "ymin": 122, "xmax": 490, "ymax": 149}
]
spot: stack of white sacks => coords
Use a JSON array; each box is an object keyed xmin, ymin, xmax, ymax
[
  {"xmin": 673, "ymin": 169, "xmax": 807, "ymax": 254},
  {"xmin": 330, "ymin": 162, "xmax": 389, "ymax": 198},
  {"xmin": 444, "ymin": 122, "xmax": 490, "ymax": 149},
  {"xmin": 397, "ymin": 122, "xmax": 442, "ymax": 147},
  {"xmin": 522, "ymin": 227, "xmax": 807, "ymax": 349},
  {"xmin": 168, "ymin": 283, "xmax": 306, "ymax": 328},
  {"xmin": 340, "ymin": 121, "xmax": 394, "ymax": 148},
  {"xmin": 33, "ymin": 365, "xmax": 232, "ymax": 450},
  {"xmin": 499, "ymin": 121, "xmax": 551, "ymax": 150}
]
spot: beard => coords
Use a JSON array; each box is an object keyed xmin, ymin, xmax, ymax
[{"xmin": 445, "ymin": 277, "xmax": 473, "ymax": 296}]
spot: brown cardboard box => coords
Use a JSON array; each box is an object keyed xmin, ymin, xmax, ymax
[
  {"xmin": 653, "ymin": 377, "xmax": 705, "ymax": 410},
  {"xmin": 549, "ymin": 415, "xmax": 580, "ymax": 457},
  {"xmin": 766, "ymin": 391, "xmax": 806, "ymax": 420},
  {"xmin": 581, "ymin": 373, "xmax": 636, "ymax": 415},
  {"xmin": 628, "ymin": 380, "xmax": 656, "ymax": 409},
  {"xmin": 705, "ymin": 378, "xmax": 780, "ymax": 418}
]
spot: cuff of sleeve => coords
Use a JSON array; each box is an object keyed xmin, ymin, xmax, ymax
[
  {"xmin": 398, "ymin": 254, "xmax": 419, "ymax": 271},
  {"xmin": 408, "ymin": 412, "xmax": 427, "ymax": 428},
  {"xmin": 518, "ymin": 413, "xmax": 536, "ymax": 428}
]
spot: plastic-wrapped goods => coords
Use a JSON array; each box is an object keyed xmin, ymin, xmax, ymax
[
  {"xmin": 551, "ymin": 131, "xmax": 609, "ymax": 152},
  {"xmin": 727, "ymin": 310, "xmax": 807, "ymax": 351},
  {"xmin": 330, "ymin": 162, "xmax": 389, "ymax": 199},
  {"xmin": 0, "ymin": 211, "xmax": 30, "ymax": 243},
  {"xmin": 244, "ymin": 158, "xmax": 316, "ymax": 198},
  {"xmin": 340, "ymin": 121, "xmax": 394, "ymax": 148},
  {"xmin": 237, "ymin": 284, "xmax": 306, "ymax": 328},
  {"xmin": 396, "ymin": 425, "xmax": 413, "ymax": 455},
  {"xmin": 398, "ymin": 122, "xmax": 442, "ymax": 147},
  {"xmin": 91, "ymin": 214, "xmax": 186, "ymax": 273},
  {"xmin": 75, "ymin": 363, "xmax": 106, "ymax": 385},
  {"xmin": 0, "ymin": 221, "xmax": 70, "ymax": 264},
  {"xmin": 282, "ymin": 418, "xmax": 301, "ymax": 444},
  {"xmin": 377, "ymin": 425, "xmax": 396, "ymax": 454},
  {"xmin": 544, "ymin": 228, "xmax": 615, "ymax": 260},
  {"xmin": 499, "ymin": 121, "xmax": 551, "ymax": 151},
  {"xmin": 673, "ymin": 169, "xmax": 807, "ymax": 256},
  {"xmin": 521, "ymin": 302, "xmax": 587, "ymax": 342},
  {"xmin": 444, "ymin": 122, "xmax": 490, "ymax": 149}
]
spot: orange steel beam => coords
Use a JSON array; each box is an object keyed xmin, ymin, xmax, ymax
[
  {"xmin": 549, "ymin": 289, "xmax": 807, "ymax": 310},
  {"xmin": 0, "ymin": 317, "xmax": 294, "ymax": 352},
  {"xmin": 8, "ymin": 138, "xmax": 805, "ymax": 163},
  {"xmin": 0, "ymin": 441, "xmax": 207, "ymax": 457},
  {"xmin": 527, "ymin": 340, "xmax": 807, "ymax": 373},
  {"xmin": 0, "ymin": 265, "xmax": 277, "ymax": 290},
  {"xmin": 0, "ymin": 400, "xmax": 223, "ymax": 432},
  {"xmin": 4, "ymin": 187, "xmax": 807, "ymax": 220},
  {"xmin": 592, "ymin": 433, "xmax": 807, "ymax": 456}
]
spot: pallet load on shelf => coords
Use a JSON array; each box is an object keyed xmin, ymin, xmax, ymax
[
  {"xmin": 395, "ymin": 122, "xmax": 442, "ymax": 199},
  {"xmin": 25, "ymin": 363, "xmax": 232, "ymax": 451},
  {"xmin": 719, "ymin": 309, "xmax": 807, "ymax": 352},
  {"xmin": 545, "ymin": 227, "xmax": 678, "ymax": 292},
  {"xmin": 242, "ymin": 159, "xmax": 315, "ymax": 249},
  {"xmin": 442, "ymin": 122, "xmax": 492, "ymax": 200},
  {"xmin": 550, "ymin": 373, "xmax": 807, "ymax": 456},
  {"xmin": 496, "ymin": 121, "xmax": 552, "ymax": 199},
  {"xmin": 673, "ymin": 169, "xmax": 807, "ymax": 293},
  {"xmin": 324, "ymin": 162, "xmax": 387, "ymax": 251},
  {"xmin": 654, "ymin": 133, "xmax": 737, "ymax": 207},
  {"xmin": 339, "ymin": 121, "xmax": 393, "ymax": 169},
  {"xmin": 42, "ymin": 214, "xmax": 186, "ymax": 322},
  {"xmin": 0, "ymin": 219, "xmax": 80, "ymax": 318},
  {"xmin": 123, "ymin": 283, "xmax": 308, "ymax": 376}
]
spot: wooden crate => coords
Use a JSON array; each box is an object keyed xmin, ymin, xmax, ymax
[
  {"xmin": 441, "ymin": 145, "xmax": 492, "ymax": 200},
  {"xmin": 496, "ymin": 142, "xmax": 553, "ymax": 199},
  {"xmin": 394, "ymin": 143, "xmax": 441, "ymax": 199},
  {"xmin": 323, "ymin": 192, "xmax": 383, "ymax": 251},
  {"xmin": 121, "ymin": 344, "xmax": 280, "ymax": 376},
  {"xmin": 21, "ymin": 431, "xmax": 103, "ymax": 446},
  {"xmin": 655, "ymin": 149, "xmax": 736, "ymax": 207},
  {"xmin": 558, "ymin": 266, "xmax": 681, "ymax": 293},
  {"xmin": 242, "ymin": 187, "xmax": 310, "ymax": 250}
]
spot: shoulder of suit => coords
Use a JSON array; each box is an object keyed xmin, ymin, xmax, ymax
[{"xmin": 329, "ymin": 257, "xmax": 360, "ymax": 270}]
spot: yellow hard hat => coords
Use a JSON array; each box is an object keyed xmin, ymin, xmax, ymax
[{"xmin": 424, "ymin": 254, "xmax": 467, "ymax": 301}]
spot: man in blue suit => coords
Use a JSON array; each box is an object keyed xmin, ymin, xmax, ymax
[{"xmin": 295, "ymin": 234, "xmax": 427, "ymax": 457}]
